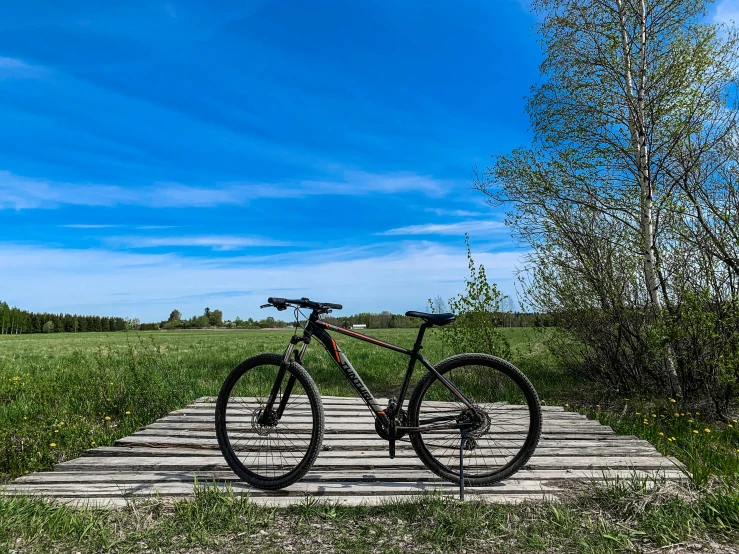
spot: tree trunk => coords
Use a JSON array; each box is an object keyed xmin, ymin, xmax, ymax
[{"xmin": 618, "ymin": 0, "xmax": 681, "ymax": 394}]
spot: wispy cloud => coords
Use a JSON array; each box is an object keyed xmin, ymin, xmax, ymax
[
  {"xmin": 714, "ymin": 0, "xmax": 739, "ymax": 24},
  {"xmin": 0, "ymin": 57, "xmax": 28, "ymax": 69},
  {"xmin": 0, "ymin": 242, "xmax": 522, "ymax": 320},
  {"xmin": 62, "ymin": 224, "xmax": 118, "ymax": 229},
  {"xmin": 426, "ymin": 208, "xmax": 486, "ymax": 217},
  {"xmin": 0, "ymin": 171, "xmax": 134, "ymax": 209},
  {"xmin": 112, "ymin": 235, "xmax": 290, "ymax": 251},
  {"xmin": 380, "ymin": 220, "xmax": 506, "ymax": 236},
  {"xmin": 0, "ymin": 170, "xmax": 452, "ymax": 210}
]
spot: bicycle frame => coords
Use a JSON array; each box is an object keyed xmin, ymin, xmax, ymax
[{"xmin": 263, "ymin": 310, "xmax": 475, "ymax": 434}]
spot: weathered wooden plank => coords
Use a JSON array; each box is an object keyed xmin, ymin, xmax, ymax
[
  {"xmin": 54, "ymin": 455, "xmax": 679, "ymax": 471},
  {"xmin": 11, "ymin": 468, "xmax": 686, "ymax": 484},
  {"xmin": 94, "ymin": 445, "xmax": 662, "ymax": 458},
  {"xmin": 3, "ymin": 479, "xmax": 566, "ymax": 497},
  {"xmin": 173, "ymin": 407, "xmax": 587, "ymax": 420},
  {"xmin": 143, "ymin": 422, "xmax": 614, "ymax": 434},
  {"xmin": 131, "ymin": 429, "xmax": 627, "ymax": 441},
  {"xmin": 159, "ymin": 415, "xmax": 600, "ymax": 427},
  {"xmin": 193, "ymin": 397, "xmax": 570, "ymax": 412},
  {"xmin": 116, "ymin": 435, "xmax": 654, "ymax": 451}
]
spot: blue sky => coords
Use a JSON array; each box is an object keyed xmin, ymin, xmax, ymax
[{"xmin": 1, "ymin": 1, "xmax": 736, "ymax": 321}]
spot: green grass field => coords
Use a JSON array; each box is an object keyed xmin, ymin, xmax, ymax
[
  {"xmin": 0, "ymin": 327, "xmax": 566, "ymax": 481},
  {"xmin": 2, "ymin": 328, "xmax": 738, "ymax": 553}
]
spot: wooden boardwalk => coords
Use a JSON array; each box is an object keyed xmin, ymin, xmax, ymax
[{"xmin": 4, "ymin": 396, "xmax": 684, "ymax": 508}]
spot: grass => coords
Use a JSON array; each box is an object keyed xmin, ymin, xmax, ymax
[
  {"xmin": 0, "ymin": 479, "xmax": 737, "ymax": 553},
  {"xmin": 2, "ymin": 327, "xmax": 738, "ymax": 552}
]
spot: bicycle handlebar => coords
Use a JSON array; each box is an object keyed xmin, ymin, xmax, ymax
[{"xmin": 266, "ymin": 297, "xmax": 343, "ymax": 311}]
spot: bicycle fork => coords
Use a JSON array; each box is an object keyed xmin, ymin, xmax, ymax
[{"xmin": 260, "ymin": 337, "xmax": 308, "ymax": 424}]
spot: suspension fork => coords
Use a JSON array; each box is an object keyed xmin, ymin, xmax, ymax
[
  {"xmin": 261, "ymin": 336, "xmax": 310, "ymax": 423},
  {"xmin": 276, "ymin": 339, "xmax": 309, "ymax": 418}
]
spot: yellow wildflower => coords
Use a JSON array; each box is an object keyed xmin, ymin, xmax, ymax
[
  {"xmin": 674, "ymin": 413, "xmax": 680, "ymax": 417},
  {"xmin": 104, "ymin": 416, "xmax": 111, "ymax": 421},
  {"xmin": 659, "ymin": 432, "xmax": 664, "ymax": 436},
  {"xmin": 651, "ymin": 414, "xmax": 657, "ymax": 418},
  {"xmin": 564, "ymin": 403, "xmax": 569, "ymax": 407},
  {"xmin": 59, "ymin": 421, "xmax": 64, "ymax": 426},
  {"xmin": 688, "ymin": 419, "xmax": 694, "ymax": 423},
  {"xmin": 733, "ymin": 420, "xmax": 737, "ymax": 423},
  {"xmin": 49, "ymin": 443, "xmax": 56, "ymax": 447},
  {"xmin": 695, "ymin": 412, "xmax": 700, "ymax": 415},
  {"xmin": 728, "ymin": 424, "xmax": 734, "ymax": 428},
  {"xmin": 125, "ymin": 411, "xmax": 131, "ymax": 415},
  {"xmin": 671, "ymin": 437, "xmax": 676, "ymax": 441},
  {"xmin": 704, "ymin": 428, "xmax": 711, "ymax": 433},
  {"xmin": 106, "ymin": 398, "xmax": 111, "ymax": 402},
  {"xmin": 23, "ymin": 416, "xmax": 27, "ymax": 420},
  {"xmin": 676, "ymin": 393, "xmax": 681, "ymax": 396},
  {"xmin": 636, "ymin": 412, "xmax": 641, "ymax": 415},
  {"xmin": 669, "ymin": 398, "xmax": 676, "ymax": 403},
  {"xmin": 91, "ymin": 441, "xmax": 96, "ymax": 446},
  {"xmin": 693, "ymin": 430, "xmax": 699, "ymax": 434},
  {"xmin": 54, "ymin": 429, "xmax": 58, "ymax": 433},
  {"xmin": 681, "ymin": 413, "xmax": 685, "ymax": 416}
]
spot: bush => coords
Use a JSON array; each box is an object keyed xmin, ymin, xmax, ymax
[{"xmin": 444, "ymin": 235, "xmax": 511, "ymax": 359}]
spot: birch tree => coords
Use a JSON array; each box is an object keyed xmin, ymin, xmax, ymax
[{"xmin": 475, "ymin": 0, "xmax": 739, "ymax": 396}]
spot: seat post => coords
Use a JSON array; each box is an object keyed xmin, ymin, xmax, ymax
[{"xmin": 413, "ymin": 323, "xmax": 430, "ymax": 353}]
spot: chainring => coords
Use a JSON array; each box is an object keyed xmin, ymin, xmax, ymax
[{"xmin": 375, "ymin": 408, "xmax": 408, "ymax": 440}]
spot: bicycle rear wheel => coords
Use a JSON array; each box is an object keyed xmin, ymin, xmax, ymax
[
  {"xmin": 215, "ymin": 353, "xmax": 324, "ymax": 490},
  {"xmin": 408, "ymin": 353, "xmax": 541, "ymax": 485}
]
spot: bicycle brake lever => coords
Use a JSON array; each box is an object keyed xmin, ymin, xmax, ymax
[{"xmin": 260, "ymin": 304, "xmax": 271, "ymax": 309}]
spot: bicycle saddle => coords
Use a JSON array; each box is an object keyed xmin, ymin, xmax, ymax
[{"xmin": 405, "ymin": 311, "xmax": 456, "ymax": 326}]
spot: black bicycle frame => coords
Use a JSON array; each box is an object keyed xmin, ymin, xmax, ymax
[{"xmin": 264, "ymin": 311, "xmax": 475, "ymax": 434}]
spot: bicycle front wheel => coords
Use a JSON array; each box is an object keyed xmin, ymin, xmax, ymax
[
  {"xmin": 408, "ymin": 353, "xmax": 541, "ymax": 485},
  {"xmin": 215, "ymin": 353, "xmax": 324, "ymax": 490}
]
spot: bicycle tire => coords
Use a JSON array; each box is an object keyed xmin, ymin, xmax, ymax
[
  {"xmin": 215, "ymin": 353, "xmax": 324, "ymax": 490},
  {"xmin": 408, "ymin": 353, "xmax": 542, "ymax": 485}
]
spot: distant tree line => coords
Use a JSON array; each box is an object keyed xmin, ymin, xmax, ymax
[
  {"xmin": 139, "ymin": 308, "xmax": 292, "ymax": 331},
  {"xmin": 0, "ymin": 301, "xmax": 128, "ymax": 334}
]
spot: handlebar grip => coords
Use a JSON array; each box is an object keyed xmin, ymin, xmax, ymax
[
  {"xmin": 267, "ymin": 297, "xmax": 286, "ymax": 305},
  {"xmin": 327, "ymin": 303, "xmax": 343, "ymax": 310}
]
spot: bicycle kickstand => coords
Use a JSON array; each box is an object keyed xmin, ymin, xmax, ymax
[{"xmin": 459, "ymin": 425, "xmax": 470, "ymax": 501}]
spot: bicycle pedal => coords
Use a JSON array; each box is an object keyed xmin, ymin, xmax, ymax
[{"xmin": 389, "ymin": 439, "xmax": 395, "ymax": 459}]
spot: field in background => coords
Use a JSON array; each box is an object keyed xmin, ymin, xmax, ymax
[{"xmin": 0, "ymin": 327, "xmax": 565, "ymax": 481}]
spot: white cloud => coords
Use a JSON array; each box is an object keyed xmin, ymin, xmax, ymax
[
  {"xmin": 0, "ymin": 242, "xmax": 523, "ymax": 320},
  {"xmin": 62, "ymin": 224, "xmax": 118, "ymax": 229},
  {"xmin": 380, "ymin": 220, "xmax": 506, "ymax": 236},
  {"xmin": 112, "ymin": 235, "xmax": 289, "ymax": 251},
  {"xmin": 426, "ymin": 208, "xmax": 486, "ymax": 217},
  {"xmin": 0, "ymin": 57, "xmax": 28, "ymax": 69},
  {"xmin": 714, "ymin": 0, "xmax": 739, "ymax": 24},
  {"xmin": 0, "ymin": 170, "xmax": 452, "ymax": 210},
  {"xmin": 0, "ymin": 171, "xmax": 135, "ymax": 209}
]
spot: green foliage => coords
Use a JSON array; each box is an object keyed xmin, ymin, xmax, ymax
[
  {"xmin": 445, "ymin": 235, "xmax": 511, "ymax": 359},
  {"xmin": 663, "ymin": 290, "xmax": 739, "ymax": 419}
]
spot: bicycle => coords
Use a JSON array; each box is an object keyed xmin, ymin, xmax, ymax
[{"xmin": 215, "ymin": 297, "xmax": 542, "ymax": 498}]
